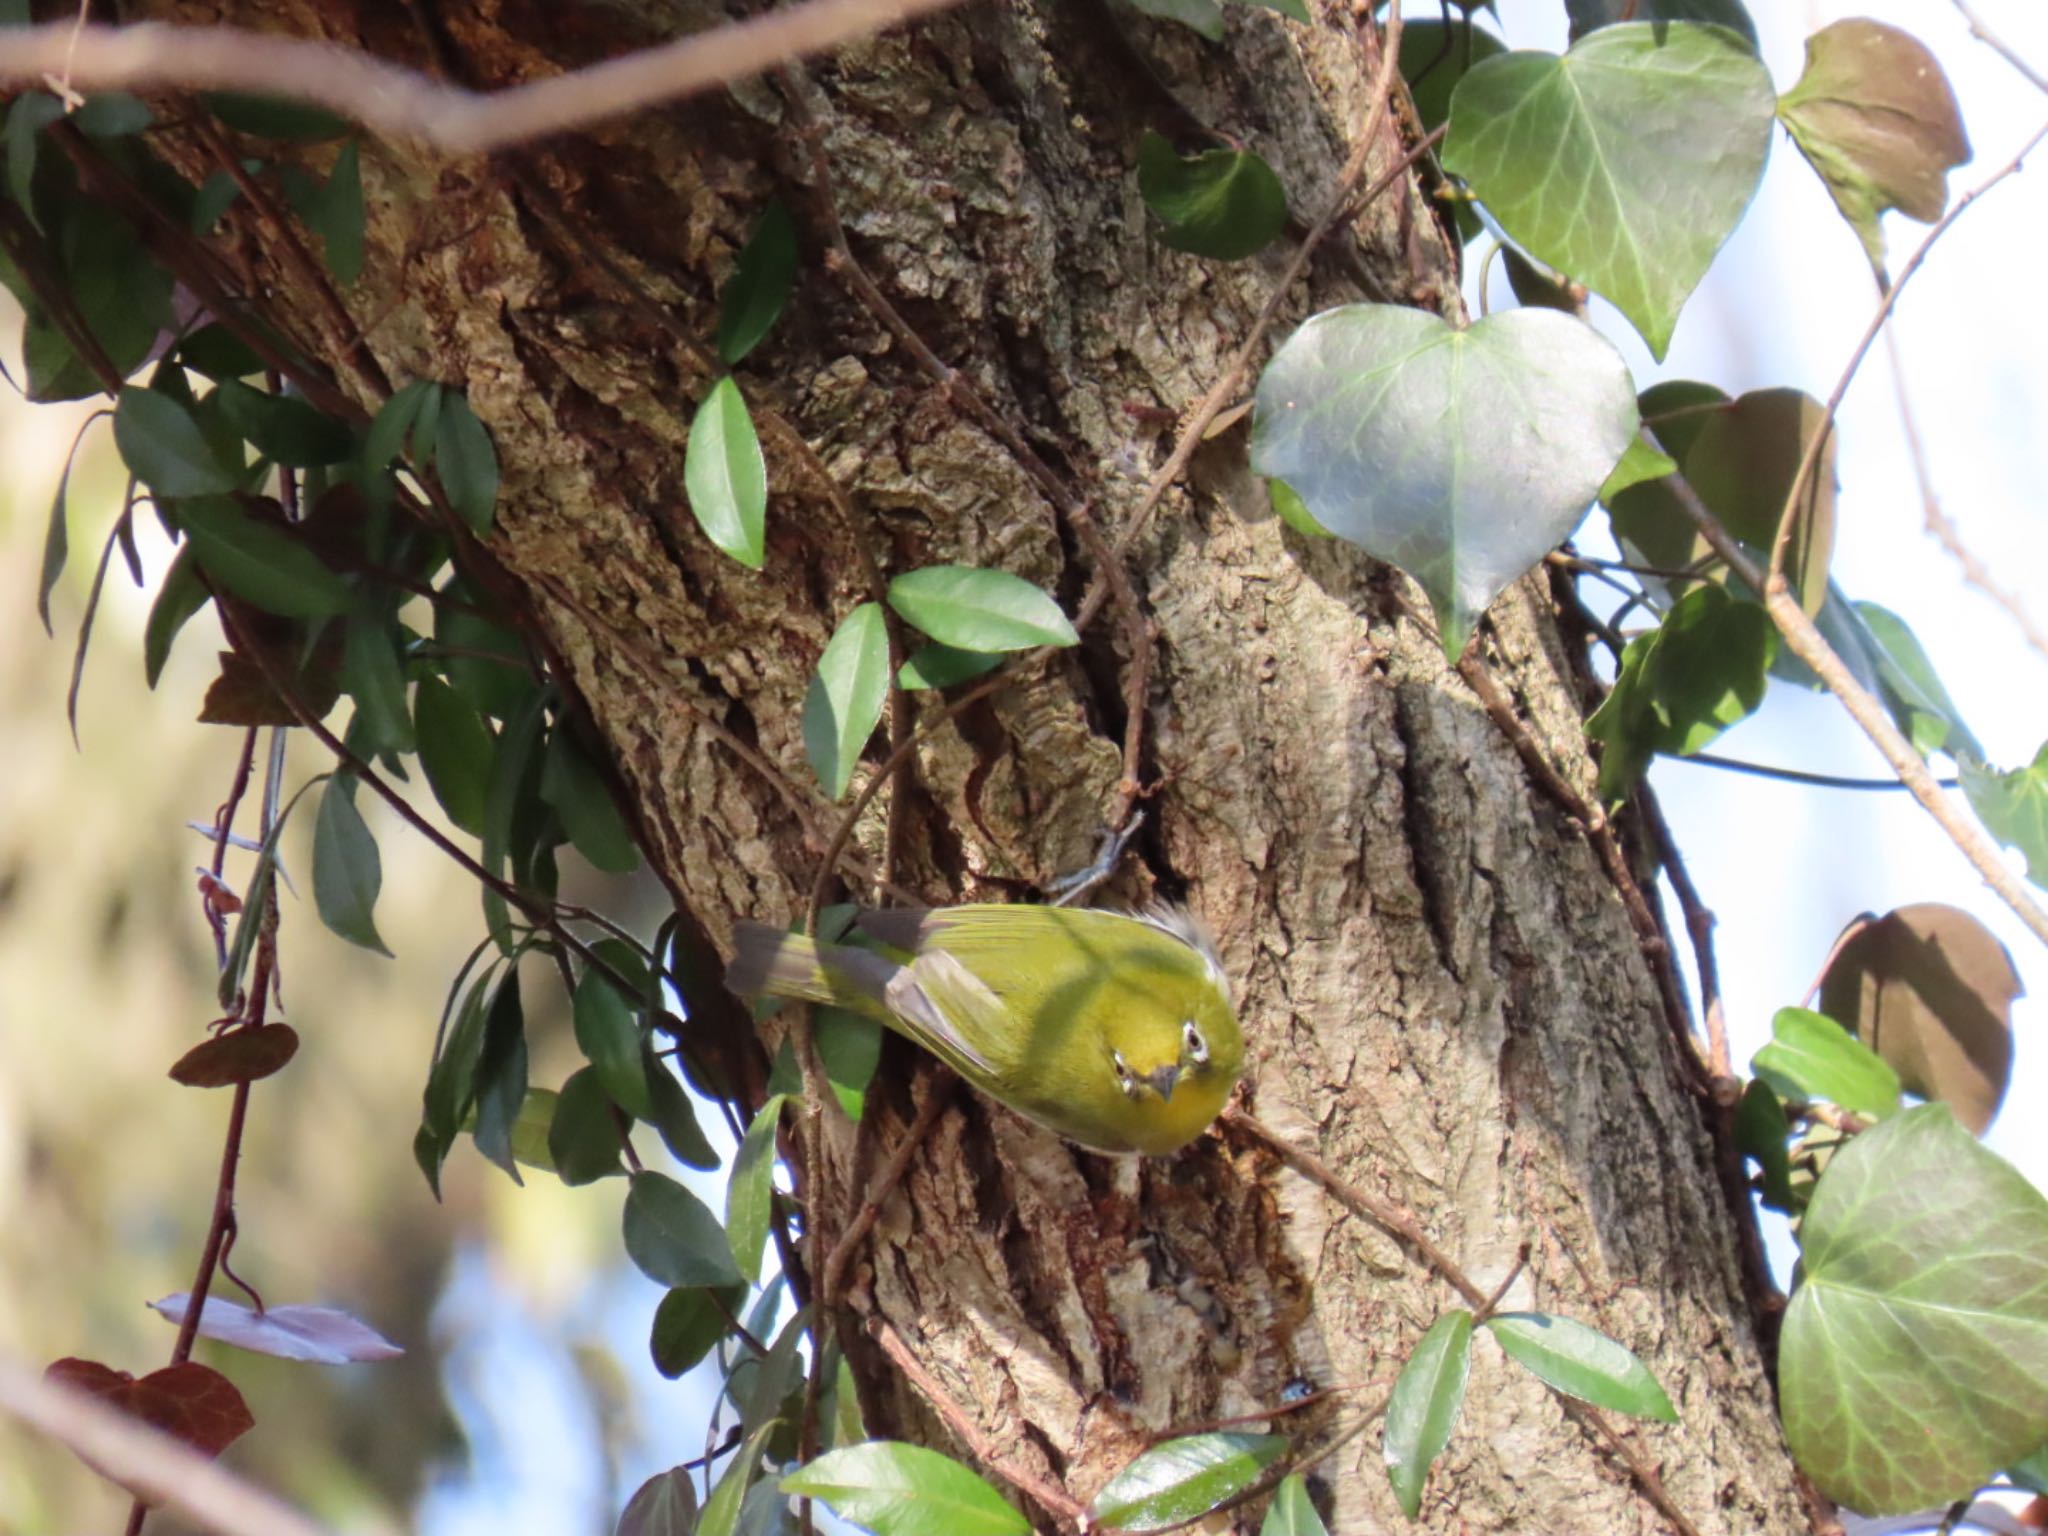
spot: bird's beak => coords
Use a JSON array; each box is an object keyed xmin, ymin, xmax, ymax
[{"xmin": 1144, "ymin": 1063, "xmax": 1182, "ymax": 1101}]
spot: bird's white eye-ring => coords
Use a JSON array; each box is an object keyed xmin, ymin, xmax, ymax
[
  {"xmin": 1112, "ymin": 1049, "xmax": 1139, "ymax": 1097},
  {"xmin": 1183, "ymin": 1020, "xmax": 1209, "ymax": 1065}
]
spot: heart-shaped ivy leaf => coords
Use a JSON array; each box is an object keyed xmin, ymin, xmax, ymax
[
  {"xmin": 1136, "ymin": 131, "xmax": 1288, "ymax": 261},
  {"xmin": 1251, "ymin": 304, "xmax": 1636, "ymax": 658},
  {"xmin": 1444, "ymin": 21, "xmax": 1774, "ymax": 358}
]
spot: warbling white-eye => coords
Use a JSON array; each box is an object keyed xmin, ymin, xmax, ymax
[{"xmin": 726, "ymin": 904, "xmax": 1244, "ymax": 1155}]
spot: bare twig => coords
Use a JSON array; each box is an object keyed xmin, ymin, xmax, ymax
[
  {"xmin": 1950, "ymin": 0, "xmax": 2048, "ymax": 96},
  {"xmin": 1683, "ymin": 752, "xmax": 1957, "ymax": 792},
  {"xmin": 1663, "ymin": 466, "xmax": 2048, "ymax": 951},
  {"xmin": 0, "ymin": 1360, "xmax": 332, "ymax": 1536},
  {"xmin": 0, "ymin": 0, "xmax": 969, "ymax": 154},
  {"xmin": 820, "ymin": 1070, "xmax": 957, "ymax": 1305},
  {"xmin": 870, "ymin": 1319, "xmax": 1088, "ymax": 1525},
  {"xmin": 1636, "ymin": 784, "xmax": 1729, "ymax": 1078}
]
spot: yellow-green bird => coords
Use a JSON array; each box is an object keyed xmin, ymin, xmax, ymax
[{"xmin": 726, "ymin": 904, "xmax": 1244, "ymax": 1155}]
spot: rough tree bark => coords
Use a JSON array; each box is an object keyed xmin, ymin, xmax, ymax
[{"xmin": 126, "ymin": 0, "xmax": 1805, "ymax": 1528}]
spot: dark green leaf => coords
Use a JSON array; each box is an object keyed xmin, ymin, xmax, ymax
[
  {"xmin": 1089, "ymin": 1433, "xmax": 1289, "ymax": 1533},
  {"xmin": 1962, "ymin": 743, "xmax": 2048, "ymax": 889},
  {"xmin": 435, "ymin": 594, "xmax": 531, "ymax": 719},
  {"xmin": 541, "ymin": 726, "xmax": 639, "ymax": 873},
  {"xmin": 366, "ymin": 379, "xmax": 436, "ymax": 472},
  {"xmin": 1584, "ymin": 584, "xmax": 1775, "ymax": 800},
  {"xmin": 1119, "ymin": 0, "xmax": 1224, "ymax": 41},
  {"xmin": 622, "ymin": 1171, "xmax": 742, "ymax": 1289},
  {"xmin": 289, "ymin": 139, "xmax": 365, "ymax": 283},
  {"xmin": 18, "ymin": 201, "xmax": 173, "ymax": 402},
  {"xmin": 1136, "ymin": 132, "xmax": 1288, "ymax": 261},
  {"xmin": 341, "ymin": 612, "xmax": 416, "ymax": 756},
  {"xmin": 617, "ymin": 1467, "xmax": 696, "ymax": 1536},
  {"xmin": 1781, "ymin": 1104, "xmax": 2048, "ymax": 1513},
  {"xmin": 897, "ymin": 644, "xmax": 1004, "ymax": 691},
  {"xmin": 312, "ymin": 774, "xmax": 391, "ymax": 956},
  {"xmin": 1778, "ymin": 19, "xmax": 1971, "ymax": 272},
  {"xmin": 817, "ymin": 1007, "xmax": 881, "ymax": 1120},
  {"xmin": 190, "ymin": 168, "xmax": 245, "ymax": 235},
  {"xmin": 1257, "ymin": 1474, "xmax": 1326, "ymax": 1536},
  {"xmin": 2008, "ymin": 1444, "xmax": 2048, "ymax": 1497},
  {"xmin": 435, "ymin": 391, "xmax": 499, "ymax": 536},
  {"xmin": 213, "ymin": 379, "xmax": 355, "ymax": 467},
  {"xmin": 549, "ymin": 1066, "xmax": 626, "ymax": 1186},
  {"xmin": 701, "ymin": 1423, "xmax": 780, "ymax": 1536},
  {"xmin": 115, "ymin": 388, "xmax": 237, "ymax": 499},
  {"xmin": 73, "ymin": 93, "xmax": 155, "ymax": 137},
  {"xmin": 782, "ymin": 1443, "xmax": 1030, "ymax": 1536},
  {"xmin": 412, "ymin": 675, "xmax": 493, "ymax": 837},
  {"xmin": 887, "ymin": 566, "xmax": 1079, "ymax": 651},
  {"xmin": 1484, "ymin": 1313, "xmax": 1676, "ymax": 1421},
  {"xmin": 38, "ymin": 411, "xmax": 106, "ymax": 635},
  {"xmin": 179, "ymin": 324, "xmax": 266, "ymax": 383},
  {"xmin": 685, "ymin": 376, "xmax": 768, "ymax": 569},
  {"xmin": 1384, "ymin": 1310, "xmax": 1473, "ymax": 1517},
  {"xmin": 803, "ymin": 602, "xmax": 890, "ymax": 801},
  {"xmin": 650, "ymin": 1285, "xmax": 746, "ymax": 1379},
  {"xmin": 176, "ymin": 495, "xmax": 356, "ymax": 618},
  {"xmin": 6, "ymin": 93, "xmax": 64, "ymax": 227},
  {"xmin": 718, "ymin": 201, "xmax": 800, "ymax": 365},
  {"xmin": 646, "ymin": 1053, "xmax": 721, "ymax": 1170},
  {"xmin": 206, "ymin": 93, "xmax": 350, "ymax": 141},
  {"xmin": 1443, "ymin": 22, "xmax": 1774, "ymax": 357},
  {"xmin": 420, "ymin": 960, "xmax": 501, "ymax": 1193},
  {"xmin": 472, "ymin": 968, "xmax": 529, "ymax": 1182},
  {"xmin": 1565, "ymin": 0, "xmax": 1757, "ymax": 49},
  {"xmin": 1734, "ymin": 1079, "xmax": 1796, "ymax": 1213},
  {"xmin": 1252, "ymin": 304, "xmax": 1636, "ymax": 659},
  {"xmin": 729, "ymin": 1095, "xmax": 786, "ymax": 1285},
  {"xmin": 144, "ymin": 547, "xmax": 211, "ymax": 689},
  {"xmin": 736, "ymin": 1311, "xmax": 808, "ymax": 1441},
  {"xmin": 1228, "ymin": 0, "xmax": 1310, "ymax": 22},
  {"xmin": 1854, "ymin": 601, "xmax": 1980, "ymax": 760},
  {"xmin": 1752, "ymin": 1006, "xmax": 1902, "ymax": 1119},
  {"xmin": 574, "ymin": 967, "xmax": 653, "ymax": 1121},
  {"xmin": 479, "ymin": 689, "xmax": 546, "ymax": 952},
  {"xmin": 825, "ymin": 1353, "xmax": 866, "ymax": 1451}
]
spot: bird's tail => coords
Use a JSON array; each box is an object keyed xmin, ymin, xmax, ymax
[{"xmin": 726, "ymin": 923, "xmax": 835, "ymax": 1004}]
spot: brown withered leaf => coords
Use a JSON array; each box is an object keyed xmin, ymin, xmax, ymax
[
  {"xmin": 42, "ymin": 1357, "xmax": 255, "ymax": 1497},
  {"xmin": 169, "ymin": 1024, "xmax": 300, "ymax": 1087},
  {"xmin": 1778, "ymin": 19, "xmax": 1972, "ymax": 273},
  {"xmin": 197, "ymin": 619, "xmax": 342, "ymax": 727},
  {"xmin": 1819, "ymin": 903, "xmax": 2019, "ymax": 1134}
]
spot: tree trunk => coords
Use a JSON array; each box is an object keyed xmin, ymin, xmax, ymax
[{"xmin": 133, "ymin": 0, "xmax": 1804, "ymax": 1527}]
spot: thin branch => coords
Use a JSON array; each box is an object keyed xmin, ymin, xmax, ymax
[
  {"xmin": 1681, "ymin": 752, "xmax": 1958, "ymax": 792},
  {"xmin": 820, "ymin": 1070, "xmax": 957, "ymax": 1305},
  {"xmin": 1950, "ymin": 0, "xmax": 2048, "ymax": 96},
  {"xmin": 1660, "ymin": 460, "xmax": 2048, "ymax": 950},
  {"xmin": 0, "ymin": 0, "xmax": 969, "ymax": 155},
  {"xmin": 1636, "ymin": 783, "xmax": 1730, "ymax": 1078},
  {"xmin": 0, "ymin": 1360, "xmax": 332, "ymax": 1536},
  {"xmin": 870, "ymin": 1319, "xmax": 1088, "ymax": 1526}
]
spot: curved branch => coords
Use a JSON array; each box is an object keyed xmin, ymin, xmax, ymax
[{"xmin": 0, "ymin": 0, "xmax": 965, "ymax": 154}]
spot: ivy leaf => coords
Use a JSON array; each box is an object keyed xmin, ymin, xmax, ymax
[
  {"xmin": 312, "ymin": 774, "xmax": 392, "ymax": 956},
  {"xmin": 176, "ymin": 496, "xmax": 356, "ymax": 618},
  {"xmin": 1089, "ymin": 1433, "xmax": 1290, "ymax": 1533},
  {"xmin": 803, "ymin": 602, "xmax": 891, "ymax": 801},
  {"xmin": 412, "ymin": 675, "xmax": 493, "ymax": 837},
  {"xmin": 1252, "ymin": 304, "xmax": 1636, "ymax": 659},
  {"xmin": 1596, "ymin": 437, "xmax": 1676, "ymax": 505},
  {"xmin": 115, "ymin": 387, "xmax": 238, "ymax": 499},
  {"xmin": 1565, "ymin": 0, "xmax": 1758, "ymax": 50},
  {"xmin": 1384, "ymin": 1310, "xmax": 1474, "ymax": 1517},
  {"xmin": 548, "ymin": 1066, "xmax": 626, "ymax": 1186},
  {"xmin": 1399, "ymin": 21, "xmax": 1509, "ymax": 138},
  {"xmin": 623, "ymin": 1171, "xmax": 741, "ymax": 1289},
  {"xmin": 1853, "ymin": 601, "xmax": 1979, "ymax": 760},
  {"xmin": 1256, "ymin": 1474, "xmax": 1327, "ymax": 1536},
  {"xmin": 1734, "ymin": 1079, "xmax": 1797, "ymax": 1213},
  {"xmin": 728, "ymin": 1094, "xmax": 786, "ymax": 1285},
  {"xmin": 685, "ymin": 376, "xmax": 768, "ymax": 569},
  {"xmin": 1781, "ymin": 1104, "xmax": 2048, "ymax": 1513},
  {"xmin": 1584, "ymin": 584, "xmax": 1775, "ymax": 801},
  {"xmin": 1484, "ymin": 1313, "xmax": 1677, "ymax": 1421},
  {"xmin": 1818, "ymin": 904, "xmax": 2019, "ymax": 1136},
  {"xmin": 47, "ymin": 1359, "xmax": 255, "ymax": 1463},
  {"xmin": 1752, "ymin": 1007, "xmax": 1901, "ymax": 1119},
  {"xmin": 574, "ymin": 967, "xmax": 653, "ymax": 1122},
  {"xmin": 1443, "ymin": 22, "xmax": 1774, "ymax": 358},
  {"xmin": 435, "ymin": 390, "xmax": 500, "ymax": 536},
  {"xmin": 1136, "ymin": 132, "xmax": 1288, "ymax": 261},
  {"xmin": 618, "ymin": 1467, "xmax": 697, "ymax": 1536},
  {"xmin": 718, "ymin": 201, "xmax": 800, "ymax": 366},
  {"xmin": 887, "ymin": 566, "xmax": 1079, "ymax": 651},
  {"xmin": 1778, "ymin": 19, "xmax": 1971, "ymax": 274},
  {"xmin": 781, "ymin": 1443, "xmax": 1030, "ymax": 1536},
  {"xmin": 1961, "ymin": 743, "xmax": 2048, "ymax": 890}
]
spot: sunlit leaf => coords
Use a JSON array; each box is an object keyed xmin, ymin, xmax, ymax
[
  {"xmin": 729, "ymin": 1094, "xmax": 787, "ymax": 1285},
  {"xmin": 686, "ymin": 376, "xmax": 768, "ymax": 569},
  {"xmin": 623, "ymin": 1171, "xmax": 742, "ymax": 1289},
  {"xmin": 1781, "ymin": 1104, "xmax": 2048, "ymax": 1513},
  {"xmin": 1484, "ymin": 1313, "xmax": 1676, "ymax": 1421},
  {"xmin": 1384, "ymin": 1310, "xmax": 1473, "ymax": 1517},
  {"xmin": 1961, "ymin": 743, "xmax": 2048, "ymax": 891},
  {"xmin": 803, "ymin": 602, "xmax": 891, "ymax": 801},
  {"xmin": 1136, "ymin": 132, "xmax": 1288, "ymax": 261},
  {"xmin": 1443, "ymin": 22, "xmax": 1774, "ymax": 357},
  {"xmin": 897, "ymin": 643, "xmax": 1003, "ymax": 691},
  {"xmin": 169, "ymin": 1024, "xmax": 300, "ymax": 1088},
  {"xmin": 888, "ymin": 566, "xmax": 1081, "ymax": 652},
  {"xmin": 1257, "ymin": 1474, "xmax": 1327, "ymax": 1536},
  {"xmin": 817, "ymin": 1007, "xmax": 881, "ymax": 1120},
  {"xmin": 147, "ymin": 1294, "xmax": 403, "ymax": 1364},
  {"xmin": 1853, "ymin": 601, "xmax": 1979, "ymax": 759},
  {"xmin": 1752, "ymin": 1007, "xmax": 1901, "ymax": 1119},
  {"xmin": 1596, "ymin": 437, "xmax": 1676, "ymax": 505},
  {"xmin": 1565, "ymin": 0, "xmax": 1757, "ymax": 50},
  {"xmin": 782, "ymin": 1443, "xmax": 1030, "ymax": 1536},
  {"xmin": 1266, "ymin": 478, "xmax": 1330, "ymax": 539},
  {"xmin": 1252, "ymin": 303, "xmax": 1636, "ymax": 659},
  {"xmin": 1089, "ymin": 1433, "xmax": 1289, "ymax": 1532}
]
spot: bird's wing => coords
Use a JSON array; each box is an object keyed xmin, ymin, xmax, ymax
[
  {"xmin": 885, "ymin": 950, "xmax": 1001, "ymax": 1076},
  {"xmin": 852, "ymin": 906, "xmax": 937, "ymax": 955}
]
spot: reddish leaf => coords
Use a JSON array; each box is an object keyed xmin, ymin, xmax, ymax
[
  {"xmin": 169, "ymin": 1024, "xmax": 300, "ymax": 1087},
  {"xmin": 45, "ymin": 1357, "xmax": 132, "ymax": 1398},
  {"xmin": 149, "ymin": 1294, "xmax": 404, "ymax": 1364},
  {"xmin": 199, "ymin": 648, "xmax": 303, "ymax": 726},
  {"xmin": 125, "ymin": 1362, "xmax": 255, "ymax": 1457}
]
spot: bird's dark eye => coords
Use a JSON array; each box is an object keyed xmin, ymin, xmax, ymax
[
  {"xmin": 1182, "ymin": 1020, "xmax": 1209, "ymax": 1065},
  {"xmin": 1112, "ymin": 1050, "xmax": 1138, "ymax": 1097}
]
